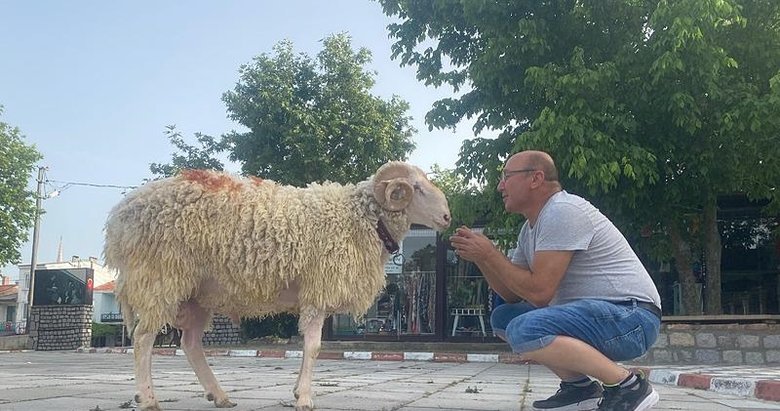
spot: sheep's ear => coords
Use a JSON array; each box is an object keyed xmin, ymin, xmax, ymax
[{"xmin": 374, "ymin": 178, "xmax": 414, "ymax": 211}]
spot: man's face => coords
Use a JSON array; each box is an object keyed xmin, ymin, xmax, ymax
[{"xmin": 497, "ymin": 155, "xmax": 536, "ymax": 213}]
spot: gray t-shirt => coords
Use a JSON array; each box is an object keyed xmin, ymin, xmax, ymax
[{"xmin": 511, "ymin": 191, "xmax": 661, "ymax": 308}]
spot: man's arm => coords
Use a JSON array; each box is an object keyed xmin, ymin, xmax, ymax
[{"xmin": 449, "ymin": 227, "xmax": 573, "ymax": 306}]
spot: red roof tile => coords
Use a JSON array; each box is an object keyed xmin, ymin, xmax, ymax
[
  {"xmin": 0, "ymin": 284, "xmax": 18, "ymax": 298},
  {"xmin": 94, "ymin": 280, "xmax": 115, "ymax": 292}
]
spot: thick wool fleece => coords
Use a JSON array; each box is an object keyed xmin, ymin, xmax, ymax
[{"xmin": 105, "ymin": 170, "xmax": 404, "ymax": 335}]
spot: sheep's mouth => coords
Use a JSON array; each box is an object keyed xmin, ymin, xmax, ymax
[{"xmin": 432, "ymin": 219, "xmax": 451, "ymax": 231}]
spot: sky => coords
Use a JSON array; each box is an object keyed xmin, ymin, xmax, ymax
[{"xmin": 0, "ymin": 1, "xmax": 477, "ymax": 280}]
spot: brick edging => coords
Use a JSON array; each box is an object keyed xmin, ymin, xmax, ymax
[
  {"xmin": 71, "ymin": 347, "xmax": 780, "ymax": 403},
  {"xmin": 74, "ymin": 347, "xmax": 521, "ymax": 364},
  {"xmin": 632, "ymin": 366, "xmax": 780, "ymax": 402}
]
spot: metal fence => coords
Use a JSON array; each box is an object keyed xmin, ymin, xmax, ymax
[{"xmin": 1, "ymin": 321, "xmax": 26, "ymax": 336}]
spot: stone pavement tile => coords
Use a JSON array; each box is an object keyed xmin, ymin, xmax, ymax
[
  {"xmin": 714, "ymin": 398, "xmax": 780, "ymax": 410},
  {"xmin": 315, "ymin": 389, "xmax": 420, "ymax": 410},
  {"xmin": 360, "ymin": 381, "xmax": 450, "ymax": 392},
  {"xmin": 399, "ymin": 409, "xmax": 484, "ymax": 411},
  {"xmin": 446, "ymin": 381, "xmax": 521, "ymax": 396},
  {"xmin": 0, "ymin": 385, "xmax": 98, "ymax": 402},
  {"xmin": 147, "ymin": 396, "xmax": 276, "ymax": 411},
  {"xmin": 407, "ymin": 393, "xmax": 520, "ymax": 411},
  {"xmin": 405, "ymin": 376, "xmax": 475, "ymax": 385},
  {"xmin": 0, "ymin": 397, "xmax": 126, "ymax": 411},
  {"xmin": 651, "ymin": 400, "xmax": 734, "ymax": 410},
  {"xmin": 228, "ymin": 385, "xmax": 297, "ymax": 401}
]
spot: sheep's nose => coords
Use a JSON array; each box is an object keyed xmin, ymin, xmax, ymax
[{"xmin": 443, "ymin": 214, "xmax": 451, "ymax": 223}]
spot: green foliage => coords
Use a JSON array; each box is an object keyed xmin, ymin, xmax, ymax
[
  {"xmin": 92, "ymin": 322, "xmax": 122, "ymax": 338},
  {"xmin": 429, "ymin": 164, "xmax": 521, "ymax": 249},
  {"xmin": 149, "ymin": 125, "xmax": 227, "ymax": 178},
  {"xmin": 222, "ymin": 33, "xmax": 416, "ymax": 185},
  {"xmin": 381, "ymin": 0, "xmax": 780, "ymax": 247},
  {"xmin": 241, "ymin": 314, "xmax": 298, "ymax": 340},
  {"xmin": 382, "ymin": 0, "xmax": 780, "ymax": 314},
  {"xmin": 0, "ymin": 107, "xmax": 42, "ymax": 266}
]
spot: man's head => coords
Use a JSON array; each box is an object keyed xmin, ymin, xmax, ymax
[{"xmin": 497, "ymin": 150, "xmax": 562, "ymax": 217}]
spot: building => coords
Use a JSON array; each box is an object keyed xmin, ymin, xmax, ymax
[
  {"xmin": 16, "ymin": 256, "xmax": 117, "ymax": 326},
  {"xmin": 0, "ymin": 275, "xmax": 19, "ymax": 335},
  {"xmin": 93, "ymin": 281, "xmax": 122, "ymax": 324},
  {"xmin": 326, "ymin": 226, "xmax": 499, "ymax": 342}
]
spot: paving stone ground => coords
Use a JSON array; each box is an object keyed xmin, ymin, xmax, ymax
[{"xmin": 1, "ymin": 351, "xmax": 779, "ymax": 411}]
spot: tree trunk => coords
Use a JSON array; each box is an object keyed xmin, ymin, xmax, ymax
[
  {"xmin": 702, "ymin": 199, "xmax": 723, "ymax": 314},
  {"xmin": 668, "ymin": 220, "xmax": 702, "ymax": 315}
]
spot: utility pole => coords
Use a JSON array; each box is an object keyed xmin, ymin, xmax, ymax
[{"xmin": 25, "ymin": 166, "xmax": 46, "ymax": 334}]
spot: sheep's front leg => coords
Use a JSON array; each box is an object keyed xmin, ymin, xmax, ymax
[
  {"xmin": 133, "ymin": 327, "xmax": 161, "ymax": 411},
  {"xmin": 178, "ymin": 301, "xmax": 236, "ymax": 408},
  {"xmin": 294, "ymin": 308, "xmax": 326, "ymax": 411}
]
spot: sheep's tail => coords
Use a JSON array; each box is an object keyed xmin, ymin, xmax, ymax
[{"xmin": 120, "ymin": 300, "xmax": 136, "ymax": 342}]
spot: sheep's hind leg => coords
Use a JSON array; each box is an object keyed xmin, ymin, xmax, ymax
[
  {"xmin": 294, "ymin": 308, "xmax": 326, "ymax": 411},
  {"xmin": 133, "ymin": 326, "xmax": 162, "ymax": 411},
  {"xmin": 178, "ymin": 301, "xmax": 236, "ymax": 408}
]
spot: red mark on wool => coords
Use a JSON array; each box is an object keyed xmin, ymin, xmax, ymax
[
  {"xmin": 249, "ymin": 176, "xmax": 264, "ymax": 186},
  {"xmin": 180, "ymin": 170, "xmax": 241, "ymax": 192}
]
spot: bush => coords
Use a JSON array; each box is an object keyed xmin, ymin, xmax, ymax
[
  {"xmin": 241, "ymin": 313, "xmax": 298, "ymax": 340},
  {"xmin": 92, "ymin": 322, "xmax": 122, "ymax": 337}
]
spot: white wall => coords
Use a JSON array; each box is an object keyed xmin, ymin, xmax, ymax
[{"xmin": 93, "ymin": 292, "xmax": 121, "ymax": 323}]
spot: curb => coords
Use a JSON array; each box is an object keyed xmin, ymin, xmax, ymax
[
  {"xmin": 635, "ymin": 366, "xmax": 780, "ymax": 402},
  {"xmin": 73, "ymin": 347, "xmax": 780, "ymax": 403},
  {"xmin": 75, "ymin": 347, "xmax": 516, "ymax": 363}
]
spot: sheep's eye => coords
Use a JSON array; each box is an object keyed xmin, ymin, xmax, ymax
[{"xmin": 413, "ymin": 183, "xmax": 424, "ymax": 194}]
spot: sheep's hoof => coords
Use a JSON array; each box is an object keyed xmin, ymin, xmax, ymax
[
  {"xmin": 206, "ymin": 393, "xmax": 236, "ymax": 408},
  {"xmin": 295, "ymin": 398, "xmax": 314, "ymax": 411},
  {"xmin": 135, "ymin": 393, "xmax": 161, "ymax": 411},
  {"xmin": 215, "ymin": 398, "xmax": 237, "ymax": 408},
  {"xmin": 139, "ymin": 402, "xmax": 162, "ymax": 411}
]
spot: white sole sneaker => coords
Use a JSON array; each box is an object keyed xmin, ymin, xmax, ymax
[
  {"xmin": 633, "ymin": 388, "xmax": 659, "ymax": 411},
  {"xmin": 531, "ymin": 397, "xmax": 601, "ymax": 411}
]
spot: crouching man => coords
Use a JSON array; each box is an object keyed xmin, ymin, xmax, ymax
[{"xmin": 450, "ymin": 150, "xmax": 662, "ymax": 411}]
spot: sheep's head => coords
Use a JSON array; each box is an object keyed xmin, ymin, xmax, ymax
[{"xmin": 372, "ymin": 162, "xmax": 451, "ymax": 231}]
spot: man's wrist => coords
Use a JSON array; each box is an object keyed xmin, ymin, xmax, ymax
[{"xmin": 474, "ymin": 246, "xmax": 500, "ymax": 265}]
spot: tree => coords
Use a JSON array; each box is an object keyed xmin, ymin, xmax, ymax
[
  {"xmin": 0, "ymin": 107, "xmax": 43, "ymax": 266},
  {"xmin": 380, "ymin": 0, "xmax": 780, "ymax": 314},
  {"xmin": 222, "ymin": 33, "xmax": 416, "ymax": 186},
  {"xmin": 149, "ymin": 125, "xmax": 227, "ymax": 179}
]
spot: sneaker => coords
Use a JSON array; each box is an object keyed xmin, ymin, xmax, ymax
[
  {"xmin": 532, "ymin": 380, "xmax": 603, "ymax": 410},
  {"xmin": 597, "ymin": 372, "xmax": 659, "ymax": 410}
]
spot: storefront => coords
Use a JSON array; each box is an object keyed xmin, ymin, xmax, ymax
[
  {"xmin": 325, "ymin": 226, "xmax": 501, "ymax": 342},
  {"xmin": 324, "ymin": 202, "xmax": 780, "ymax": 342}
]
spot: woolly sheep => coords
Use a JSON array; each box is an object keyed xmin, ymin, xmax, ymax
[{"xmin": 104, "ymin": 161, "xmax": 451, "ymax": 411}]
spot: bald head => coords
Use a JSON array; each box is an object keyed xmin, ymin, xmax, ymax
[{"xmin": 509, "ymin": 150, "xmax": 559, "ymax": 182}]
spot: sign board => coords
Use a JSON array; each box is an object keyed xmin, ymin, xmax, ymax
[
  {"xmin": 33, "ymin": 268, "xmax": 94, "ymax": 306},
  {"xmin": 383, "ymin": 242, "xmax": 403, "ymax": 274}
]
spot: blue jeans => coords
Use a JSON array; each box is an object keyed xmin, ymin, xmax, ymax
[{"xmin": 491, "ymin": 299, "xmax": 660, "ymax": 361}]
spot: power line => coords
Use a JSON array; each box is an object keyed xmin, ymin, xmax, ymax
[{"xmin": 47, "ymin": 179, "xmax": 138, "ymax": 191}]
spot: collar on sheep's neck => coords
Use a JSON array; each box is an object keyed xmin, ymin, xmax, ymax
[{"xmin": 376, "ymin": 219, "xmax": 400, "ymax": 254}]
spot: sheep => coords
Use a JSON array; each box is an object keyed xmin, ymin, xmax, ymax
[{"xmin": 104, "ymin": 161, "xmax": 451, "ymax": 411}]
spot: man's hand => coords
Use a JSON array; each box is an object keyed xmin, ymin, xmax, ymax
[{"xmin": 449, "ymin": 226, "xmax": 498, "ymax": 263}]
